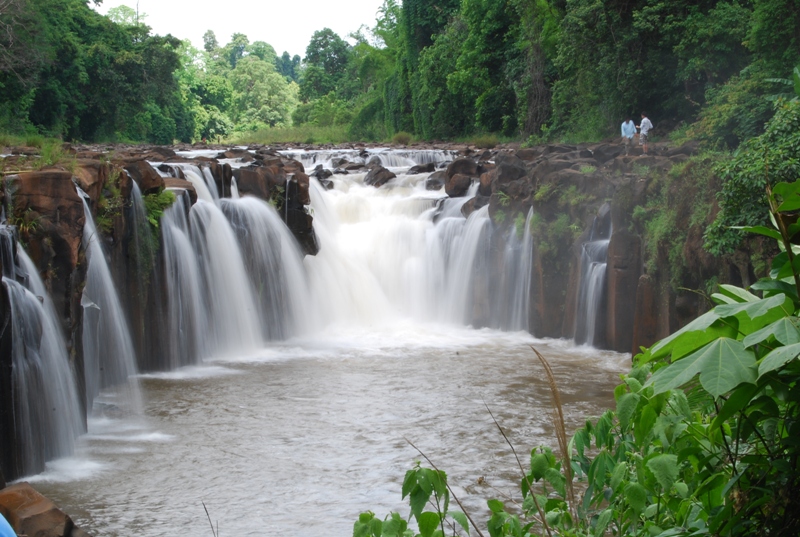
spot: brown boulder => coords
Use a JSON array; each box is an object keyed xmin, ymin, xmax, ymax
[
  {"xmin": 123, "ymin": 160, "xmax": 164, "ymax": 194},
  {"xmin": 426, "ymin": 170, "xmax": 446, "ymax": 191},
  {"xmin": 0, "ymin": 482, "xmax": 91, "ymax": 537},
  {"xmin": 631, "ymin": 274, "xmax": 659, "ymax": 353},
  {"xmin": 364, "ymin": 166, "xmax": 396, "ymax": 188},
  {"xmin": 446, "ymin": 158, "xmax": 479, "ymax": 178},
  {"xmin": 164, "ymin": 178, "xmax": 198, "ymax": 205},
  {"xmin": 445, "ymin": 173, "xmax": 473, "ymax": 198},
  {"xmin": 233, "ymin": 166, "xmax": 285, "ymax": 201},
  {"xmin": 71, "ymin": 160, "xmax": 109, "ymax": 203},
  {"xmin": 605, "ymin": 229, "xmax": 642, "ymax": 352},
  {"xmin": 408, "ymin": 162, "xmax": 436, "ymax": 174},
  {"xmin": 293, "ymin": 171, "xmax": 311, "ymax": 205},
  {"xmin": 515, "ymin": 148, "xmax": 541, "ymax": 161}
]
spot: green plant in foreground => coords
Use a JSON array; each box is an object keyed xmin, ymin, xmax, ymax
[{"xmin": 357, "ymin": 180, "xmax": 800, "ymax": 536}]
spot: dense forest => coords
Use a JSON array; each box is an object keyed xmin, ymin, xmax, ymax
[{"xmin": 0, "ymin": 0, "xmax": 798, "ymax": 146}]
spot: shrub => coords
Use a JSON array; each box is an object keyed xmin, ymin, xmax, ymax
[{"xmin": 391, "ymin": 131, "xmax": 413, "ymax": 145}]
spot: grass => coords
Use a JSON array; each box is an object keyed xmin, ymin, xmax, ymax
[{"xmin": 391, "ymin": 131, "xmax": 413, "ymax": 145}]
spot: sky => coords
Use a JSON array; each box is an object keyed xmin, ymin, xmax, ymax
[{"xmin": 93, "ymin": 0, "xmax": 387, "ymax": 58}]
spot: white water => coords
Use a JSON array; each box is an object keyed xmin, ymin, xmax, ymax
[
  {"xmin": 574, "ymin": 212, "xmax": 612, "ymax": 346},
  {"xmin": 3, "ymin": 254, "xmax": 84, "ymax": 475},
  {"xmin": 79, "ymin": 193, "xmax": 142, "ymax": 415}
]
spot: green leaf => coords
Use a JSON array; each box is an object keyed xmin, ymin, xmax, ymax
[
  {"xmin": 594, "ymin": 509, "xmax": 613, "ymax": 537},
  {"xmin": 635, "ymin": 404, "xmax": 658, "ymax": 446},
  {"xmin": 743, "ymin": 317, "xmax": 800, "ymax": 348},
  {"xmin": 530, "ymin": 452, "xmax": 549, "ymax": 481},
  {"xmin": 739, "ymin": 225, "xmax": 782, "ymax": 241},
  {"xmin": 450, "ymin": 511, "xmax": 469, "ymax": 535},
  {"xmin": 715, "ymin": 294, "xmax": 795, "ymax": 334},
  {"xmin": 711, "ymin": 383, "xmax": 761, "ymax": 430},
  {"xmin": 625, "ymin": 482, "xmax": 647, "ymax": 513},
  {"xmin": 417, "ymin": 512, "xmax": 440, "ymax": 537},
  {"xmin": 616, "ymin": 392, "xmax": 641, "ymax": 428},
  {"xmin": 649, "ymin": 311, "xmax": 720, "ymax": 360},
  {"xmin": 648, "ymin": 338, "xmax": 757, "ymax": 397},
  {"xmin": 610, "ymin": 461, "xmax": 627, "ymax": 492},
  {"xmin": 717, "ymin": 284, "xmax": 760, "ymax": 303},
  {"xmin": 370, "ymin": 517, "xmax": 383, "ymax": 537},
  {"xmin": 646, "ymin": 454, "xmax": 679, "ymax": 490},
  {"xmin": 402, "ymin": 469, "xmax": 416, "ymax": 499},
  {"xmin": 409, "ymin": 487, "xmax": 429, "ymax": 518},
  {"xmin": 758, "ymin": 342, "xmax": 800, "ymax": 377},
  {"xmin": 487, "ymin": 499, "xmax": 504, "ymax": 514},
  {"xmin": 545, "ymin": 467, "xmax": 566, "ymax": 497},
  {"xmin": 674, "ymin": 482, "xmax": 689, "ymax": 498}
]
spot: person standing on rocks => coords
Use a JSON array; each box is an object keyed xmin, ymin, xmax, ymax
[
  {"xmin": 637, "ymin": 112, "xmax": 653, "ymax": 155},
  {"xmin": 621, "ymin": 117, "xmax": 636, "ymax": 155}
]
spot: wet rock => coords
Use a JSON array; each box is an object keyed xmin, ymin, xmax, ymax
[
  {"xmin": 631, "ymin": 274, "xmax": 659, "ymax": 353},
  {"xmin": 364, "ymin": 166, "xmax": 396, "ymax": 188},
  {"xmin": 0, "ymin": 482, "xmax": 91, "ymax": 537},
  {"xmin": 163, "ymin": 178, "xmax": 197, "ymax": 205},
  {"xmin": 462, "ymin": 195, "xmax": 490, "ymax": 218},
  {"xmin": 217, "ymin": 148, "xmax": 251, "ymax": 160},
  {"xmin": 233, "ymin": 166, "xmax": 283, "ymax": 201},
  {"xmin": 426, "ymin": 170, "xmax": 446, "ymax": 191},
  {"xmin": 589, "ymin": 144, "xmax": 623, "ymax": 164},
  {"xmin": 367, "ymin": 155, "xmax": 383, "ymax": 168},
  {"xmin": 123, "ymin": 160, "xmax": 164, "ymax": 194},
  {"xmin": 310, "ymin": 165, "xmax": 334, "ymax": 189},
  {"xmin": 446, "ymin": 158, "xmax": 480, "ymax": 178},
  {"xmin": 72, "ymin": 160, "xmax": 109, "ymax": 203},
  {"xmin": 157, "ymin": 163, "xmax": 185, "ymax": 179},
  {"xmin": 445, "ymin": 173, "xmax": 473, "ymax": 197},
  {"xmin": 515, "ymin": 147, "xmax": 541, "ymax": 161},
  {"xmin": 606, "ymin": 228, "xmax": 641, "ymax": 352},
  {"xmin": 331, "ymin": 157, "xmax": 350, "ymax": 169},
  {"xmin": 408, "ymin": 162, "xmax": 435, "ymax": 174}
]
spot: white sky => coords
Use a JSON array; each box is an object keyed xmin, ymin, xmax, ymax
[{"xmin": 93, "ymin": 0, "xmax": 387, "ymax": 58}]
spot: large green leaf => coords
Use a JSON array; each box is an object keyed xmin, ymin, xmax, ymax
[
  {"xmin": 758, "ymin": 342, "xmax": 800, "ymax": 377},
  {"xmin": 714, "ymin": 293, "xmax": 794, "ymax": 334},
  {"xmin": 716, "ymin": 284, "xmax": 760, "ymax": 303},
  {"xmin": 616, "ymin": 392, "xmax": 641, "ymax": 428},
  {"xmin": 646, "ymin": 454, "xmax": 679, "ymax": 490},
  {"xmin": 417, "ymin": 512, "xmax": 440, "ymax": 537},
  {"xmin": 648, "ymin": 338, "xmax": 757, "ymax": 397},
  {"xmin": 742, "ymin": 317, "xmax": 800, "ymax": 348},
  {"xmin": 648, "ymin": 311, "xmax": 723, "ymax": 361}
]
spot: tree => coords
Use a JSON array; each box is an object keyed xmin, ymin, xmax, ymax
[
  {"xmin": 223, "ymin": 32, "xmax": 249, "ymax": 68},
  {"xmin": 202, "ymin": 29, "xmax": 218, "ymax": 53},
  {"xmin": 106, "ymin": 4, "xmax": 147, "ymax": 27},
  {"xmin": 277, "ymin": 51, "xmax": 301, "ymax": 82},
  {"xmin": 229, "ymin": 55, "xmax": 298, "ymax": 128}
]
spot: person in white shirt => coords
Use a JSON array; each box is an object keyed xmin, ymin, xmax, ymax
[
  {"xmin": 637, "ymin": 112, "xmax": 653, "ymax": 154},
  {"xmin": 621, "ymin": 117, "xmax": 636, "ymax": 155}
]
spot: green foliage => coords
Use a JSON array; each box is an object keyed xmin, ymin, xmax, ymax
[
  {"xmin": 391, "ymin": 131, "xmax": 412, "ymax": 145},
  {"xmin": 705, "ymin": 98, "xmax": 800, "ymax": 255},
  {"xmin": 232, "ymin": 124, "xmax": 352, "ymax": 145},
  {"xmin": 143, "ymin": 189, "xmax": 176, "ymax": 229}
]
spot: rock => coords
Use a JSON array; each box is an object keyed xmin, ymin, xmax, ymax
[
  {"xmin": 515, "ymin": 147, "xmax": 541, "ymax": 161},
  {"xmin": 530, "ymin": 158, "xmax": 574, "ymax": 181},
  {"xmin": 71, "ymin": 160, "xmax": 109, "ymax": 204},
  {"xmin": 293, "ymin": 171, "xmax": 311, "ymax": 205},
  {"xmin": 364, "ymin": 166, "xmax": 396, "ymax": 188},
  {"xmin": 605, "ymin": 228, "xmax": 641, "ymax": 352},
  {"xmin": 445, "ymin": 173, "xmax": 473, "ymax": 197},
  {"xmin": 0, "ymin": 482, "xmax": 91, "ymax": 537},
  {"xmin": 479, "ymin": 172, "xmax": 493, "ymax": 196},
  {"xmin": 345, "ymin": 163, "xmax": 367, "ymax": 172},
  {"xmin": 331, "ymin": 157, "xmax": 350, "ymax": 168},
  {"xmin": 310, "ymin": 164, "xmax": 334, "ymax": 189},
  {"xmin": 408, "ymin": 162, "xmax": 436, "ymax": 174},
  {"xmin": 217, "ymin": 148, "xmax": 251, "ymax": 160},
  {"xmin": 490, "ymin": 153, "xmax": 527, "ymax": 184},
  {"xmin": 163, "ymin": 178, "xmax": 198, "ymax": 205},
  {"xmin": 590, "ymin": 143, "xmax": 624, "ymax": 163},
  {"xmin": 426, "ymin": 170, "xmax": 446, "ymax": 191},
  {"xmin": 157, "ymin": 163, "xmax": 185, "ymax": 179},
  {"xmin": 462, "ymin": 195, "xmax": 490, "ymax": 218},
  {"xmin": 123, "ymin": 160, "xmax": 164, "ymax": 194},
  {"xmin": 367, "ymin": 156, "xmax": 383, "ymax": 168},
  {"xmin": 446, "ymin": 158, "xmax": 480, "ymax": 178},
  {"xmin": 631, "ymin": 274, "xmax": 659, "ymax": 353},
  {"xmin": 233, "ymin": 166, "xmax": 284, "ymax": 201}
]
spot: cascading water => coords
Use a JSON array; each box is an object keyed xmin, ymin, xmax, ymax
[
  {"xmin": 574, "ymin": 207, "xmax": 612, "ymax": 346},
  {"xmin": 492, "ymin": 208, "xmax": 534, "ymax": 331},
  {"xmin": 79, "ymin": 191, "xmax": 142, "ymax": 413},
  {"xmin": 2, "ymin": 247, "xmax": 83, "ymax": 477}
]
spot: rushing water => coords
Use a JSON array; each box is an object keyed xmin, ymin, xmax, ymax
[{"xmin": 18, "ymin": 149, "xmax": 626, "ymax": 535}]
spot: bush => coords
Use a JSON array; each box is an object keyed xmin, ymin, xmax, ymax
[{"xmin": 391, "ymin": 131, "xmax": 412, "ymax": 145}]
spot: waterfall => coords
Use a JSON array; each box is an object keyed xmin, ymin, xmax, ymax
[
  {"xmin": 493, "ymin": 208, "xmax": 534, "ymax": 331},
  {"xmin": 304, "ymin": 173, "xmax": 503, "ymax": 329},
  {"xmin": 79, "ymin": 191, "xmax": 141, "ymax": 414},
  {"xmin": 161, "ymin": 192, "xmax": 208, "ymax": 367},
  {"xmin": 574, "ymin": 209, "xmax": 612, "ymax": 347},
  {"xmin": 3, "ymin": 247, "xmax": 83, "ymax": 477}
]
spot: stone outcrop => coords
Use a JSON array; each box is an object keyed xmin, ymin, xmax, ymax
[
  {"xmin": 364, "ymin": 166, "xmax": 396, "ymax": 187},
  {"xmin": 0, "ymin": 483, "xmax": 91, "ymax": 537}
]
